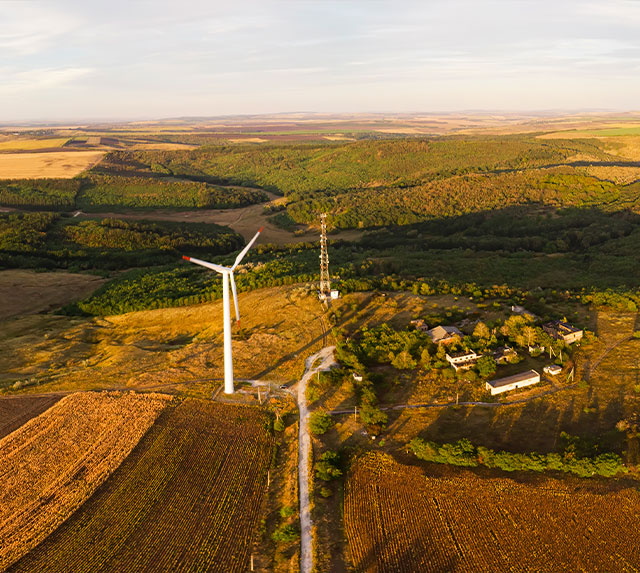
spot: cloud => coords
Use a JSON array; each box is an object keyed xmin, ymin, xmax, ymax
[
  {"xmin": 0, "ymin": 1, "xmax": 81, "ymax": 56},
  {"xmin": 0, "ymin": 67, "xmax": 94, "ymax": 94}
]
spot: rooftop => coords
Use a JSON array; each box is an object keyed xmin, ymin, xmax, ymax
[{"xmin": 487, "ymin": 369, "xmax": 540, "ymax": 389}]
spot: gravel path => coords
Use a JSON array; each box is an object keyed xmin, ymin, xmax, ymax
[{"xmin": 297, "ymin": 346, "xmax": 336, "ymax": 573}]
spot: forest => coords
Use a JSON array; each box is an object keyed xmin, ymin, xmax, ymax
[
  {"xmin": 0, "ymin": 212, "xmax": 243, "ymax": 271},
  {"xmin": 91, "ymin": 136, "xmax": 640, "ymax": 229}
]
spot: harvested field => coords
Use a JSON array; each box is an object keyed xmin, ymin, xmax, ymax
[
  {"xmin": 0, "ymin": 270, "xmax": 105, "ymax": 320},
  {"xmin": 0, "ymin": 151, "xmax": 104, "ymax": 179},
  {"xmin": 0, "ymin": 395, "xmax": 62, "ymax": 439},
  {"xmin": 0, "ymin": 391, "xmax": 171, "ymax": 570},
  {"xmin": 344, "ymin": 453, "xmax": 640, "ymax": 573},
  {"xmin": 10, "ymin": 399, "xmax": 274, "ymax": 573}
]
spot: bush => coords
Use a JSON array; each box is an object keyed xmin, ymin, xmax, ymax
[
  {"xmin": 279, "ymin": 505, "xmax": 295, "ymax": 518},
  {"xmin": 271, "ymin": 523, "xmax": 299, "ymax": 543},
  {"xmin": 309, "ymin": 411, "xmax": 333, "ymax": 435}
]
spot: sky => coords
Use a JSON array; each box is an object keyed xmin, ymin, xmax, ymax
[{"xmin": 1, "ymin": 0, "xmax": 640, "ymax": 121}]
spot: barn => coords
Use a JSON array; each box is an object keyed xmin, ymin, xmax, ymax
[{"xmin": 486, "ymin": 370, "xmax": 541, "ymax": 396}]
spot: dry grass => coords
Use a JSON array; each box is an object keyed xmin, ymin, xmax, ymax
[
  {"xmin": 0, "ymin": 138, "xmax": 70, "ymax": 151},
  {"xmin": 1, "ymin": 285, "xmax": 330, "ymax": 394},
  {"xmin": 344, "ymin": 452, "xmax": 640, "ymax": 573},
  {"xmin": 0, "ymin": 270, "xmax": 105, "ymax": 320},
  {"xmin": 0, "ymin": 391, "xmax": 172, "ymax": 570},
  {"xmin": 0, "ymin": 151, "xmax": 104, "ymax": 179},
  {"xmin": 577, "ymin": 165, "xmax": 640, "ymax": 185}
]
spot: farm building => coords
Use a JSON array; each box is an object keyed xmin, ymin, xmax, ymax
[
  {"xmin": 427, "ymin": 325, "xmax": 462, "ymax": 344},
  {"xmin": 486, "ymin": 370, "xmax": 541, "ymax": 396},
  {"xmin": 493, "ymin": 345, "xmax": 517, "ymax": 364},
  {"xmin": 543, "ymin": 321, "xmax": 583, "ymax": 344},
  {"xmin": 446, "ymin": 350, "xmax": 478, "ymax": 371},
  {"xmin": 543, "ymin": 364, "xmax": 562, "ymax": 376},
  {"xmin": 410, "ymin": 319, "xmax": 430, "ymax": 332},
  {"xmin": 511, "ymin": 305, "xmax": 538, "ymax": 320}
]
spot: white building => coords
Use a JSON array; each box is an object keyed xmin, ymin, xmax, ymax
[
  {"xmin": 486, "ymin": 369, "xmax": 541, "ymax": 396},
  {"xmin": 543, "ymin": 364, "xmax": 562, "ymax": 376},
  {"xmin": 446, "ymin": 350, "xmax": 478, "ymax": 371}
]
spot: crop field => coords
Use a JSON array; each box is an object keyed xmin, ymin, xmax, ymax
[
  {"xmin": 344, "ymin": 453, "xmax": 640, "ymax": 573},
  {"xmin": 0, "ymin": 151, "xmax": 104, "ymax": 179},
  {"xmin": 0, "ymin": 391, "xmax": 171, "ymax": 570},
  {"xmin": 10, "ymin": 399, "xmax": 274, "ymax": 573},
  {"xmin": 0, "ymin": 395, "xmax": 61, "ymax": 439}
]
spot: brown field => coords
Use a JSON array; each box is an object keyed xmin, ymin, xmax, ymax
[
  {"xmin": 0, "ymin": 395, "xmax": 62, "ymax": 439},
  {"xmin": 0, "ymin": 270, "xmax": 105, "ymax": 320},
  {"xmin": 1, "ymin": 285, "xmax": 330, "ymax": 394},
  {"xmin": 0, "ymin": 391, "xmax": 171, "ymax": 570},
  {"xmin": 9, "ymin": 399, "xmax": 273, "ymax": 573},
  {"xmin": 344, "ymin": 452, "xmax": 640, "ymax": 573},
  {"xmin": 0, "ymin": 151, "xmax": 104, "ymax": 179}
]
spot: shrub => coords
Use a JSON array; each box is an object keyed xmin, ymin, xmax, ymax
[{"xmin": 309, "ymin": 411, "xmax": 333, "ymax": 435}]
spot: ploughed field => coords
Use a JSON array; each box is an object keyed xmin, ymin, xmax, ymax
[
  {"xmin": 9, "ymin": 398, "xmax": 274, "ymax": 573},
  {"xmin": 0, "ymin": 391, "xmax": 171, "ymax": 570},
  {"xmin": 0, "ymin": 395, "xmax": 62, "ymax": 439},
  {"xmin": 344, "ymin": 453, "xmax": 640, "ymax": 573}
]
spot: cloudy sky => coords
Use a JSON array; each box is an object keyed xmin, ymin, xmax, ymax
[{"xmin": 1, "ymin": 0, "xmax": 639, "ymax": 121}]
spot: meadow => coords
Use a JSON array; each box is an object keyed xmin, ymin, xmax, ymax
[{"xmin": 0, "ymin": 152, "xmax": 105, "ymax": 179}]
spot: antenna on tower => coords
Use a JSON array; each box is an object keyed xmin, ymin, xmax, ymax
[{"xmin": 319, "ymin": 213, "xmax": 331, "ymax": 301}]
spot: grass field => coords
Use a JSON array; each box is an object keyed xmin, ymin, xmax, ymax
[
  {"xmin": 0, "ymin": 391, "xmax": 171, "ymax": 570},
  {"xmin": 0, "ymin": 395, "xmax": 62, "ymax": 439},
  {"xmin": 0, "ymin": 151, "xmax": 104, "ymax": 179},
  {"xmin": 1, "ymin": 285, "xmax": 329, "ymax": 394},
  {"xmin": 344, "ymin": 452, "xmax": 640, "ymax": 573},
  {"xmin": 0, "ymin": 270, "xmax": 105, "ymax": 320},
  {"xmin": 9, "ymin": 399, "xmax": 274, "ymax": 573},
  {"xmin": 0, "ymin": 139, "xmax": 70, "ymax": 151}
]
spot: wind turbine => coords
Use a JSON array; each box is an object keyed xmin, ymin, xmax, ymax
[{"xmin": 182, "ymin": 227, "xmax": 263, "ymax": 394}]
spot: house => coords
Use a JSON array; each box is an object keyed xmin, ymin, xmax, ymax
[
  {"xmin": 352, "ymin": 372, "xmax": 363, "ymax": 382},
  {"xmin": 543, "ymin": 320, "xmax": 583, "ymax": 344},
  {"xmin": 446, "ymin": 350, "xmax": 478, "ymax": 371},
  {"xmin": 330, "ymin": 290, "xmax": 340, "ymax": 299},
  {"xmin": 486, "ymin": 369, "xmax": 541, "ymax": 396},
  {"xmin": 427, "ymin": 325, "xmax": 462, "ymax": 344},
  {"xmin": 543, "ymin": 364, "xmax": 562, "ymax": 376},
  {"xmin": 493, "ymin": 345, "xmax": 517, "ymax": 364},
  {"xmin": 410, "ymin": 319, "xmax": 430, "ymax": 332}
]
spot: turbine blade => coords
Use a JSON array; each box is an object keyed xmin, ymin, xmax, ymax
[
  {"xmin": 231, "ymin": 227, "xmax": 263, "ymax": 270},
  {"xmin": 230, "ymin": 272, "xmax": 240, "ymax": 324},
  {"xmin": 182, "ymin": 255, "xmax": 228, "ymax": 273}
]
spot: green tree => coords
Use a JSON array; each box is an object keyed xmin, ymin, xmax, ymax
[
  {"xmin": 309, "ymin": 411, "xmax": 333, "ymax": 435},
  {"xmin": 476, "ymin": 355, "xmax": 497, "ymax": 378}
]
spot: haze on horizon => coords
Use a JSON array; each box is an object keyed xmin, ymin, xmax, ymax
[{"xmin": 1, "ymin": 0, "xmax": 640, "ymax": 122}]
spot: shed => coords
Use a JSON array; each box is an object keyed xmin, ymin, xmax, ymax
[{"xmin": 486, "ymin": 369, "xmax": 541, "ymax": 396}]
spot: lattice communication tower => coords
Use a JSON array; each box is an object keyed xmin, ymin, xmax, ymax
[{"xmin": 319, "ymin": 213, "xmax": 331, "ymax": 299}]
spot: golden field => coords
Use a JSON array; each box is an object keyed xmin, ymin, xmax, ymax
[{"xmin": 0, "ymin": 151, "xmax": 104, "ymax": 179}]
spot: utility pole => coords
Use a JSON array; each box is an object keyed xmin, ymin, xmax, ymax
[{"xmin": 319, "ymin": 213, "xmax": 331, "ymax": 300}]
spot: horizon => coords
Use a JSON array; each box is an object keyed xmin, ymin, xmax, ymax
[{"xmin": 2, "ymin": 0, "xmax": 640, "ymax": 122}]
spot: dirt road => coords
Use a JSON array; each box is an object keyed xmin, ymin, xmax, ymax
[{"xmin": 297, "ymin": 346, "xmax": 336, "ymax": 573}]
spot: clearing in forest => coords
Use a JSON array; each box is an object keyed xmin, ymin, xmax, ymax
[
  {"xmin": 10, "ymin": 399, "xmax": 274, "ymax": 573},
  {"xmin": 344, "ymin": 452, "xmax": 640, "ymax": 573},
  {"xmin": 0, "ymin": 391, "xmax": 171, "ymax": 570}
]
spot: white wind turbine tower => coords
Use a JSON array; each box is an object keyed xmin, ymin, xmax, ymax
[{"xmin": 182, "ymin": 227, "xmax": 263, "ymax": 394}]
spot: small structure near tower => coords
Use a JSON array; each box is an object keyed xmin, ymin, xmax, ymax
[{"xmin": 318, "ymin": 213, "xmax": 339, "ymax": 301}]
